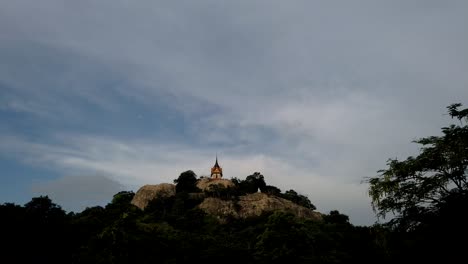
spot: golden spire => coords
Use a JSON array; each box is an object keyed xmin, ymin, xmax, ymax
[{"xmin": 211, "ymin": 155, "xmax": 223, "ymax": 179}]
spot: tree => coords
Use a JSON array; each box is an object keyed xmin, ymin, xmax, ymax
[
  {"xmin": 22, "ymin": 196, "xmax": 70, "ymax": 262},
  {"xmin": 254, "ymin": 212, "xmax": 315, "ymax": 262},
  {"xmin": 111, "ymin": 191, "xmax": 135, "ymax": 205},
  {"xmin": 106, "ymin": 191, "xmax": 139, "ymax": 220},
  {"xmin": 262, "ymin": 185, "xmax": 282, "ymax": 196},
  {"xmin": 323, "ymin": 210, "xmax": 350, "ymax": 225},
  {"xmin": 367, "ymin": 103, "xmax": 468, "ymax": 230},
  {"xmin": 174, "ymin": 170, "xmax": 200, "ymax": 193},
  {"xmin": 243, "ymin": 172, "xmax": 267, "ymax": 193},
  {"xmin": 282, "ymin": 190, "xmax": 316, "ymax": 210},
  {"xmin": 231, "ymin": 173, "xmax": 266, "ymax": 194},
  {"xmin": 24, "ymin": 195, "xmax": 66, "ymax": 223}
]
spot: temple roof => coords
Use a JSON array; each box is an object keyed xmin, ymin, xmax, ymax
[
  {"xmin": 213, "ymin": 156, "xmax": 221, "ymax": 168},
  {"xmin": 211, "ymin": 155, "xmax": 223, "ymax": 177}
]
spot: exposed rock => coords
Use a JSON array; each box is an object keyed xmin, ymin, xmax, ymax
[
  {"xmin": 131, "ymin": 183, "xmax": 176, "ymax": 209},
  {"xmin": 197, "ymin": 197, "xmax": 238, "ymax": 218},
  {"xmin": 198, "ymin": 192, "xmax": 322, "ymax": 221},
  {"xmin": 196, "ymin": 178, "xmax": 235, "ymax": 191}
]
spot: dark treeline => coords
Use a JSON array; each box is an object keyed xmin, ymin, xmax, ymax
[
  {"xmin": 0, "ymin": 189, "xmax": 383, "ymax": 263},
  {"xmin": 1, "ymin": 104, "xmax": 467, "ymax": 263}
]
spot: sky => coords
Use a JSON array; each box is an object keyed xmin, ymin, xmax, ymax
[{"xmin": 1, "ymin": 0, "xmax": 467, "ymax": 225}]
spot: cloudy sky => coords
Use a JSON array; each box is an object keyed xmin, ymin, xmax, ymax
[{"xmin": 1, "ymin": 0, "xmax": 467, "ymax": 225}]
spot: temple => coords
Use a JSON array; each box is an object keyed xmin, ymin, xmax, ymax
[{"xmin": 210, "ymin": 156, "xmax": 223, "ymax": 179}]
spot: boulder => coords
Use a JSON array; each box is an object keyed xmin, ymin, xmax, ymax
[{"xmin": 131, "ymin": 183, "xmax": 176, "ymax": 209}]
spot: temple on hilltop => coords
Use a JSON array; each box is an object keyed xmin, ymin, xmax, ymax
[{"xmin": 211, "ymin": 156, "xmax": 223, "ymax": 179}]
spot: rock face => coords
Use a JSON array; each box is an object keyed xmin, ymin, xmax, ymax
[
  {"xmin": 131, "ymin": 183, "xmax": 176, "ymax": 209},
  {"xmin": 196, "ymin": 178, "xmax": 235, "ymax": 191},
  {"xmin": 198, "ymin": 192, "xmax": 322, "ymax": 221}
]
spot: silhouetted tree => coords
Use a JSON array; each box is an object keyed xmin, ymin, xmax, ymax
[
  {"xmin": 235, "ymin": 172, "xmax": 267, "ymax": 194},
  {"xmin": 367, "ymin": 103, "xmax": 468, "ymax": 262},
  {"xmin": 174, "ymin": 170, "xmax": 200, "ymax": 193},
  {"xmin": 111, "ymin": 191, "xmax": 135, "ymax": 205},
  {"xmin": 24, "ymin": 195, "xmax": 65, "ymax": 220},
  {"xmin": 254, "ymin": 212, "xmax": 315, "ymax": 262},
  {"xmin": 262, "ymin": 185, "xmax": 282, "ymax": 196},
  {"xmin": 22, "ymin": 196, "xmax": 70, "ymax": 262},
  {"xmin": 323, "ymin": 210, "xmax": 350, "ymax": 225},
  {"xmin": 368, "ymin": 103, "xmax": 468, "ymax": 230},
  {"xmin": 282, "ymin": 190, "xmax": 316, "ymax": 210}
]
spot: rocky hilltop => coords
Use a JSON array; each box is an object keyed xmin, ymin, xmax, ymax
[{"xmin": 131, "ymin": 179, "xmax": 322, "ymax": 221}]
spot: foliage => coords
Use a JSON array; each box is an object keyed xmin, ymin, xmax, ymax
[
  {"xmin": 24, "ymin": 195, "xmax": 66, "ymax": 220},
  {"xmin": 232, "ymin": 173, "xmax": 316, "ymax": 210},
  {"xmin": 262, "ymin": 185, "xmax": 282, "ymax": 195},
  {"xmin": 281, "ymin": 189, "xmax": 317, "ymax": 210},
  {"xmin": 254, "ymin": 212, "xmax": 315, "ymax": 262},
  {"xmin": 0, "ymin": 180, "xmax": 384, "ymax": 263},
  {"xmin": 174, "ymin": 170, "xmax": 200, "ymax": 193},
  {"xmin": 1, "ymin": 196, "xmax": 70, "ymax": 262},
  {"xmin": 323, "ymin": 210, "xmax": 350, "ymax": 225},
  {"xmin": 232, "ymin": 172, "xmax": 267, "ymax": 194},
  {"xmin": 367, "ymin": 103, "xmax": 468, "ymax": 230},
  {"xmin": 366, "ymin": 103, "xmax": 468, "ymax": 262},
  {"xmin": 111, "ymin": 191, "xmax": 135, "ymax": 205}
]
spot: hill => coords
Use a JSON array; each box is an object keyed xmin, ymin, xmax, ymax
[{"xmin": 131, "ymin": 177, "xmax": 322, "ymax": 222}]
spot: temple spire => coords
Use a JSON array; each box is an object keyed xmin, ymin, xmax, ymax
[{"xmin": 211, "ymin": 155, "xmax": 223, "ymax": 179}]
